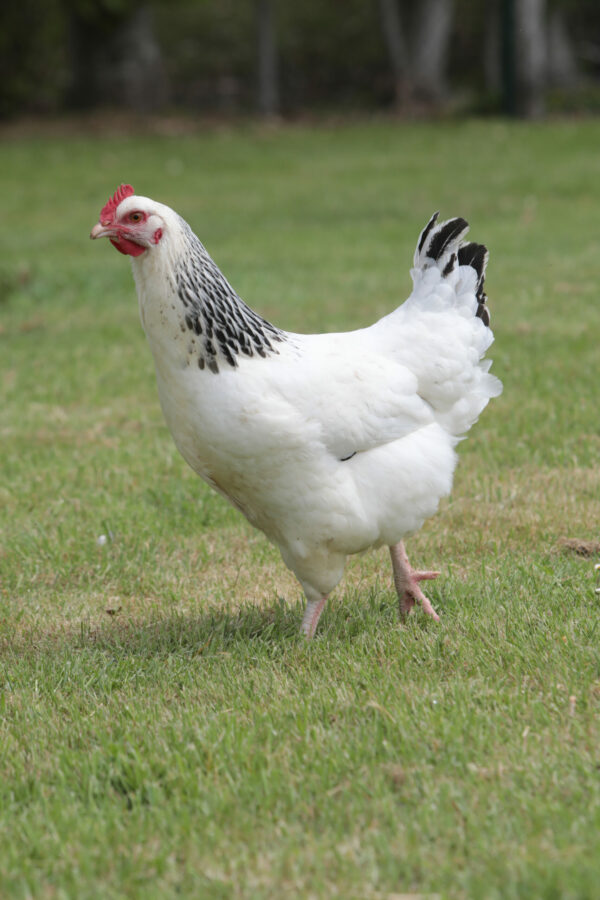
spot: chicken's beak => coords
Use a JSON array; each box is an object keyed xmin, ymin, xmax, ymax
[{"xmin": 90, "ymin": 222, "xmax": 114, "ymax": 240}]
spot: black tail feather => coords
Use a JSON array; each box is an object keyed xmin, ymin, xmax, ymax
[
  {"xmin": 442, "ymin": 252, "xmax": 457, "ymax": 278},
  {"xmin": 417, "ymin": 211, "xmax": 439, "ymax": 254},
  {"xmin": 458, "ymin": 242, "xmax": 488, "ymax": 282},
  {"xmin": 475, "ymin": 297, "xmax": 490, "ymax": 327},
  {"xmin": 458, "ymin": 240, "xmax": 489, "ymax": 321},
  {"xmin": 427, "ymin": 217, "xmax": 469, "ymax": 261}
]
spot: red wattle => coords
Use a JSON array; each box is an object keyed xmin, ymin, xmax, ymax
[{"xmin": 110, "ymin": 237, "xmax": 146, "ymax": 257}]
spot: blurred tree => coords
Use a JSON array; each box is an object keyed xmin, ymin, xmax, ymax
[
  {"xmin": 153, "ymin": 0, "xmax": 254, "ymax": 112},
  {"xmin": 378, "ymin": 0, "xmax": 409, "ymax": 107},
  {"xmin": 499, "ymin": 0, "xmax": 517, "ymax": 113},
  {"xmin": 275, "ymin": 0, "xmax": 387, "ymax": 110},
  {"xmin": 0, "ymin": 0, "xmax": 67, "ymax": 117},
  {"xmin": 514, "ymin": 0, "xmax": 547, "ymax": 117},
  {"xmin": 493, "ymin": 0, "xmax": 580, "ymax": 117},
  {"xmin": 411, "ymin": 0, "xmax": 455, "ymax": 104},
  {"xmin": 378, "ymin": 0, "xmax": 454, "ymax": 109},
  {"xmin": 256, "ymin": 0, "xmax": 280, "ymax": 116},
  {"xmin": 547, "ymin": 6, "xmax": 579, "ymax": 88},
  {"xmin": 65, "ymin": 0, "xmax": 167, "ymax": 111},
  {"xmin": 0, "ymin": 0, "xmax": 596, "ymax": 120}
]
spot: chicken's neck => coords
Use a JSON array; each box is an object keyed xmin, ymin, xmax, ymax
[{"xmin": 173, "ymin": 222, "xmax": 286, "ymax": 374}]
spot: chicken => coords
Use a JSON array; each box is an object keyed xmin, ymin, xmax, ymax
[{"xmin": 91, "ymin": 184, "xmax": 501, "ymax": 637}]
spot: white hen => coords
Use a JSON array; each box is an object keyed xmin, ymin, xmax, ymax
[{"xmin": 91, "ymin": 185, "xmax": 501, "ymax": 637}]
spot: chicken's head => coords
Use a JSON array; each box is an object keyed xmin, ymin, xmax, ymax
[{"xmin": 90, "ymin": 184, "xmax": 165, "ymax": 257}]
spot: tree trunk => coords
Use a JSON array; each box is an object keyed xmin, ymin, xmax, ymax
[
  {"xmin": 499, "ymin": 0, "xmax": 517, "ymax": 114},
  {"xmin": 108, "ymin": 6, "xmax": 167, "ymax": 112},
  {"xmin": 483, "ymin": 0, "xmax": 501, "ymax": 94},
  {"xmin": 378, "ymin": 0, "xmax": 409, "ymax": 108},
  {"xmin": 514, "ymin": 0, "xmax": 547, "ymax": 117},
  {"xmin": 66, "ymin": 4, "xmax": 167, "ymax": 112},
  {"xmin": 410, "ymin": 0, "xmax": 454, "ymax": 104},
  {"xmin": 378, "ymin": 0, "xmax": 454, "ymax": 110},
  {"xmin": 547, "ymin": 8, "xmax": 579, "ymax": 88},
  {"xmin": 256, "ymin": 0, "xmax": 280, "ymax": 117}
]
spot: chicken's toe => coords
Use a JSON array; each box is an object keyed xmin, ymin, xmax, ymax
[{"xmin": 399, "ymin": 571, "xmax": 440, "ymax": 621}]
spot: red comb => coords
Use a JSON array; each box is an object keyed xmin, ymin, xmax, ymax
[{"xmin": 100, "ymin": 184, "xmax": 135, "ymax": 224}]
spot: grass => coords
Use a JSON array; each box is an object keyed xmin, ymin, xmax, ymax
[{"xmin": 1, "ymin": 116, "xmax": 600, "ymax": 898}]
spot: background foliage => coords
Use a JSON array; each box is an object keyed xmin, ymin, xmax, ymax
[{"xmin": 2, "ymin": 0, "xmax": 600, "ymax": 119}]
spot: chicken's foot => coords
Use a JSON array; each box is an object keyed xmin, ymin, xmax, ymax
[{"xmin": 389, "ymin": 541, "xmax": 440, "ymax": 621}]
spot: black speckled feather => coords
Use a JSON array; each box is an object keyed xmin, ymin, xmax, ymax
[{"xmin": 174, "ymin": 220, "xmax": 285, "ymax": 373}]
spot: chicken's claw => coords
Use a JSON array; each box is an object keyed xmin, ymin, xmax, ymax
[
  {"xmin": 389, "ymin": 542, "xmax": 441, "ymax": 621},
  {"xmin": 399, "ymin": 569, "xmax": 440, "ymax": 620}
]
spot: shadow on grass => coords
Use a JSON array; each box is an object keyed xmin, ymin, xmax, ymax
[
  {"xmin": 79, "ymin": 597, "xmax": 308, "ymax": 657},
  {"xmin": 77, "ymin": 587, "xmax": 409, "ymax": 657},
  {"xmin": 3, "ymin": 588, "xmax": 415, "ymax": 662}
]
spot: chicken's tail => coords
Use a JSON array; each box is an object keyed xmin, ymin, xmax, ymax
[
  {"xmin": 413, "ymin": 212, "xmax": 491, "ymax": 326},
  {"xmin": 381, "ymin": 212, "xmax": 502, "ymax": 436}
]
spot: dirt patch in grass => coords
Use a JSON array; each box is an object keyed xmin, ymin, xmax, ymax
[{"xmin": 557, "ymin": 537, "xmax": 600, "ymax": 558}]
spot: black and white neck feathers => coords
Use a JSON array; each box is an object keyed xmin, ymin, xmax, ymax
[{"xmin": 174, "ymin": 220, "xmax": 286, "ymax": 374}]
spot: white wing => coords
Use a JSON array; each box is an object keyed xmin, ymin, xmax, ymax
[{"xmin": 273, "ymin": 336, "xmax": 435, "ymax": 462}]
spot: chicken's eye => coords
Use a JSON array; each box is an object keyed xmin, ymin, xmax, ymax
[{"xmin": 129, "ymin": 212, "xmax": 143, "ymax": 223}]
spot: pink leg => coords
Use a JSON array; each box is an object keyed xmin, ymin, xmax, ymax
[
  {"xmin": 389, "ymin": 541, "xmax": 440, "ymax": 621},
  {"xmin": 301, "ymin": 596, "xmax": 328, "ymax": 639}
]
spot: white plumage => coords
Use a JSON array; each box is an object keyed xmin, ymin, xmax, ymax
[{"xmin": 91, "ymin": 186, "xmax": 501, "ymax": 637}]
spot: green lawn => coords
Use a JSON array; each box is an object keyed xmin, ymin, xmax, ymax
[{"xmin": 1, "ymin": 117, "xmax": 599, "ymax": 899}]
